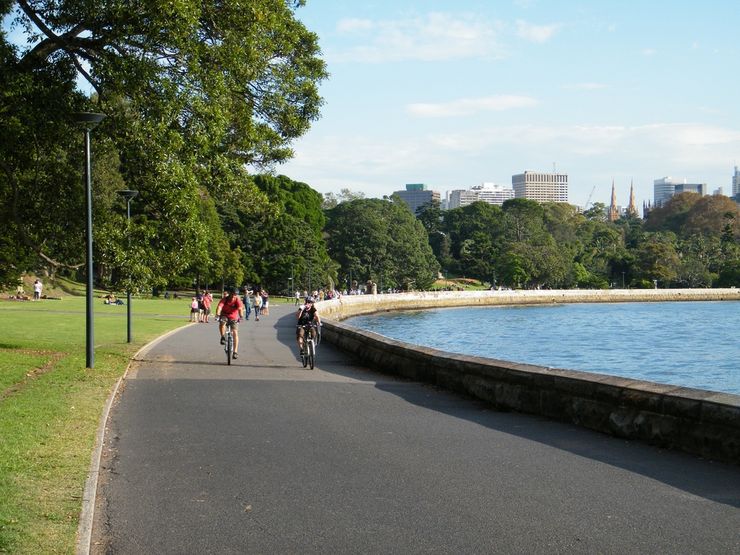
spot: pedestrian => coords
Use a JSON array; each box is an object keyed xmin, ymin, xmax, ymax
[
  {"xmin": 243, "ymin": 286, "xmax": 253, "ymax": 320},
  {"xmin": 261, "ymin": 289, "xmax": 269, "ymax": 316},
  {"xmin": 33, "ymin": 278, "xmax": 42, "ymax": 300},
  {"xmin": 294, "ymin": 289, "xmax": 301, "ymax": 305},
  {"xmin": 202, "ymin": 291, "xmax": 213, "ymax": 323},
  {"xmin": 252, "ymin": 291, "xmax": 262, "ymax": 321},
  {"xmin": 189, "ymin": 297, "xmax": 199, "ymax": 322}
]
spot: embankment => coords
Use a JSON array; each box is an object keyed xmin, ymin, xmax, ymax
[{"xmin": 318, "ymin": 289, "xmax": 740, "ymax": 464}]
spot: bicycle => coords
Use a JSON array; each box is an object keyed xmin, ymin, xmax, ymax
[
  {"xmin": 299, "ymin": 323, "xmax": 317, "ymax": 369},
  {"xmin": 218, "ymin": 316, "xmax": 236, "ymax": 365}
]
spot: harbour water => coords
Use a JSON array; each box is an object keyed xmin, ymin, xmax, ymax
[{"xmin": 348, "ymin": 301, "xmax": 740, "ymax": 395}]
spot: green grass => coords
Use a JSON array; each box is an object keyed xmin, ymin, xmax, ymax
[{"xmin": 0, "ymin": 295, "xmax": 191, "ymax": 554}]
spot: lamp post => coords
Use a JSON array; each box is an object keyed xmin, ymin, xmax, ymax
[
  {"xmin": 622, "ymin": 271, "xmax": 625, "ymax": 288},
  {"xmin": 73, "ymin": 112, "xmax": 106, "ymax": 368},
  {"xmin": 117, "ymin": 189, "xmax": 138, "ymax": 343}
]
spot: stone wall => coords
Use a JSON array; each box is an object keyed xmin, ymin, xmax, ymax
[{"xmin": 318, "ymin": 289, "xmax": 740, "ymax": 464}]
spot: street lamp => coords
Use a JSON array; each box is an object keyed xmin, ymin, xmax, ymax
[
  {"xmin": 117, "ymin": 189, "xmax": 138, "ymax": 343},
  {"xmin": 73, "ymin": 111, "xmax": 106, "ymax": 369}
]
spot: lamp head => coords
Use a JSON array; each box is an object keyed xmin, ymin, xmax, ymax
[
  {"xmin": 117, "ymin": 189, "xmax": 139, "ymax": 202},
  {"xmin": 72, "ymin": 112, "xmax": 106, "ymax": 129}
]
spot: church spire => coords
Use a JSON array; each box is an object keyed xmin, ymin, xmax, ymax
[
  {"xmin": 627, "ymin": 180, "xmax": 638, "ymax": 218},
  {"xmin": 608, "ymin": 180, "xmax": 619, "ymax": 221}
]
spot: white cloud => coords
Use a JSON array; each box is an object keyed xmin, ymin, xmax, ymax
[
  {"xmin": 336, "ymin": 18, "xmax": 375, "ymax": 33},
  {"xmin": 642, "ymin": 48, "xmax": 657, "ymax": 56},
  {"xmin": 330, "ymin": 12, "xmax": 503, "ymax": 63},
  {"xmin": 515, "ymin": 20, "xmax": 561, "ymax": 43},
  {"xmin": 407, "ymin": 95, "xmax": 538, "ymax": 117}
]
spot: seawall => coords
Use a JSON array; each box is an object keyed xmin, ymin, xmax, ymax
[{"xmin": 317, "ymin": 289, "xmax": 740, "ymax": 464}]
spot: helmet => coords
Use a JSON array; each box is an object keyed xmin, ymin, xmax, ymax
[
  {"xmin": 228, "ymin": 286, "xmax": 239, "ymax": 295},
  {"xmin": 305, "ymin": 296, "xmax": 315, "ymax": 303}
]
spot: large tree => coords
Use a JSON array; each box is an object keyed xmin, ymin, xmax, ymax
[
  {"xmin": 325, "ymin": 198, "xmax": 439, "ymax": 291},
  {"xmin": 1, "ymin": 0, "xmax": 327, "ymax": 288}
]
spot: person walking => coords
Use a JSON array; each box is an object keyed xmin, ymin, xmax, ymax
[
  {"xmin": 202, "ymin": 291, "xmax": 213, "ymax": 323},
  {"xmin": 261, "ymin": 289, "xmax": 269, "ymax": 316},
  {"xmin": 243, "ymin": 286, "xmax": 253, "ymax": 320},
  {"xmin": 252, "ymin": 291, "xmax": 262, "ymax": 321}
]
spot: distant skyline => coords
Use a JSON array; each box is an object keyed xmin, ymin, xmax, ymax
[
  {"xmin": 276, "ymin": 0, "xmax": 740, "ymax": 209},
  {"xmin": 5, "ymin": 2, "xmax": 740, "ymax": 209}
]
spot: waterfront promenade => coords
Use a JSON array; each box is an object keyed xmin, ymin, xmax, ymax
[{"xmin": 88, "ymin": 302, "xmax": 740, "ymax": 554}]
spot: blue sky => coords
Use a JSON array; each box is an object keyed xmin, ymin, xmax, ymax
[
  {"xmin": 278, "ymin": 0, "xmax": 740, "ymax": 208},
  {"xmin": 5, "ymin": 1, "xmax": 739, "ymax": 209}
]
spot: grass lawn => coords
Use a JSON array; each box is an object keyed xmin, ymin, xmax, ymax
[{"xmin": 0, "ymin": 293, "xmax": 192, "ymax": 554}]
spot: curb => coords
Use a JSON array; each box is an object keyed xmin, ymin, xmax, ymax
[{"xmin": 75, "ymin": 323, "xmax": 194, "ymax": 555}]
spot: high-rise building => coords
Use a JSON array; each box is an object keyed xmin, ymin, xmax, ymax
[
  {"xmin": 733, "ymin": 166, "xmax": 740, "ymax": 197},
  {"xmin": 393, "ymin": 183, "xmax": 441, "ymax": 216},
  {"xmin": 654, "ymin": 177, "xmax": 707, "ymax": 207},
  {"xmin": 512, "ymin": 171, "xmax": 568, "ymax": 203},
  {"xmin": 447, "ymin": 183, "xmax": 515, "ymax": 209},
  {"xmin": 447, "ymin": 189, "xmax": 479, "ymax": 209}
]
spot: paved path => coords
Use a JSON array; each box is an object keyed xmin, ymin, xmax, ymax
[{"xmin": 93, "ymin": 303, "xmax": 740, "ymax": 554}]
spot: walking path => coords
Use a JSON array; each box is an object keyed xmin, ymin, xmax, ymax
[{"xmin": 90, "ymin": 303, "xmax": 740, "ymax": 554}]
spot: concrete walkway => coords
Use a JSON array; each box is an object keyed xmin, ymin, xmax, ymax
[{"xmin": 91, "ymin": 303, "xmax": 740, "ymax": 554}]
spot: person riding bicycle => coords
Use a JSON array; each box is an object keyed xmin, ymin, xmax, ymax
[
  {"xmin": 216, "ymin": 287, "xmax": 245, "ymax": 359},
  {"xmin": 296, "ymin": 296, "xmax": 321, "ymax": 354}
]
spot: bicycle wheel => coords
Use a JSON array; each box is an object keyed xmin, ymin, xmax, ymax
[
  {"xmin": 301, "ymin": 346, "xmax": 308, "ymax": 368},
  {"xmin": 226, "ymin": 332, "xmax": 232, "ymax": 365},
  {"xmin": 307, "ymin": 339, "xmax": 315, "ymax": 369}
]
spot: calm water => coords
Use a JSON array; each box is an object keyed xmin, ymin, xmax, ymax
[{"xmin": 349, "ymin": 301, "xmax": 740, "ymax": 395}]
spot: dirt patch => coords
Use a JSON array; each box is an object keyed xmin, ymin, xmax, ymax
[{"xmin": 0, "ymin": 349, "xmax": 66, "ymax": 402}]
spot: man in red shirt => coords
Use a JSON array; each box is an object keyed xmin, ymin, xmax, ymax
[{"xmin": 215, "ymin": 287, "xmax": 245, "ymax": 358}]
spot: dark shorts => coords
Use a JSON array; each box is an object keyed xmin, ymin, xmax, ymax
[
  {"xmin": 222, "ymin": 317, "xmax": 239, "ymax": 329},
  {"xmin": 296, "ymin": 324, "xmax": 316, "ymax": 339}
]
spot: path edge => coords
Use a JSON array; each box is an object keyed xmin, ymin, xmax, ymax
[{"xmin": 75, "ymin": 323, "xmax": 193, "ymax": 555}]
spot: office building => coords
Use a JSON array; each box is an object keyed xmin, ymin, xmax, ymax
[
  {"xmin": 653, "ymin": 177, "xmax": 706, "ymax": 207},
  {"xmin": 512, "ymin": 171, "xmax": 568, "ymax": 203},
  {"xmin": 733, "ymin": 166, "xmax": 740, "ymax": 197},
  {"xmin": 447, "ymin": 183, "xmax": 515, "ymax": 209},
  {"xmin": 393, "ymin": 183, "xmax": 441, "ymax": 216}
]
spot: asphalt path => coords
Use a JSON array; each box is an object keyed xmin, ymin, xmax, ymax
[{"xmin": 93, "ymin": 303, "xmax": 740, "ymax": 554}]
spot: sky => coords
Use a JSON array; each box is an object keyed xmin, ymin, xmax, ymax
[
  {"xmin": 5, "ymin": 1, "xmax": 740, "ymax": 210},
  {"xmin": 277, "ymin": 0, "xmax": 740, "ymax": 209}
]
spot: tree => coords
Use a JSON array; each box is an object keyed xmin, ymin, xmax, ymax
[
  {"xmin": 322, "ymin": 188, "xmax": 366, "ymax": 209},
  {"xmin": 2, "ymin": 0, "xmax": 327, "ymax": 287},
  {"xmin": 325, "ymin": 198, "xmax": 439, "ymax": 291},
  {"xmin": 644, "ymin": 192, "xmax": 702, "ymax": 234},
  {"xmin": 634, "ymin": 232, "xmax": 681, "ymax": 286},
  {"xmin": 219, "ymin": 174, "xmax": 335, "ymax": 293}
]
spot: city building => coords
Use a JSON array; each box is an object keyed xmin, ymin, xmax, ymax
[
  {"xmin": 447, "ymin": 183, "xmax": 515, "ymax": 209},
  {"xmin": 512, "ymin": 171, "xmax": 568, "ymax": 203},
  {"xmin": 653, "ymin": 176, "xmax": 707, "ymax": 207},
  {"xmin": 393, "ymin": 183, "xmax": 441, "ymax": 216},
  {"xmin": 733, "ymin": 166, "xmax": 740, "ymax": 197}
]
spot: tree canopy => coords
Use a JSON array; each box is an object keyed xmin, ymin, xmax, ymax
[
  {"xmin": 1, "ymin": 0, "xmax": 326, "ymax": 289},
  {"xmin": 325, "ymin": 198, "xmax": 439, "ymax": 291}
]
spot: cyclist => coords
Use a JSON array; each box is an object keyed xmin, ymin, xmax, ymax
[
  {"xmin": 296, "ymin": 296, "xmax": 321, "ymax": 354},
  {"xmin": 215, "ymin": 287, "xmax": 245, "ymax": 359}
]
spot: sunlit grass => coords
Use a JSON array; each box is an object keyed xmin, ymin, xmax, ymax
[{"xmin": 0, "ymin": 294, "xmax": 189, "ymax": 553}]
